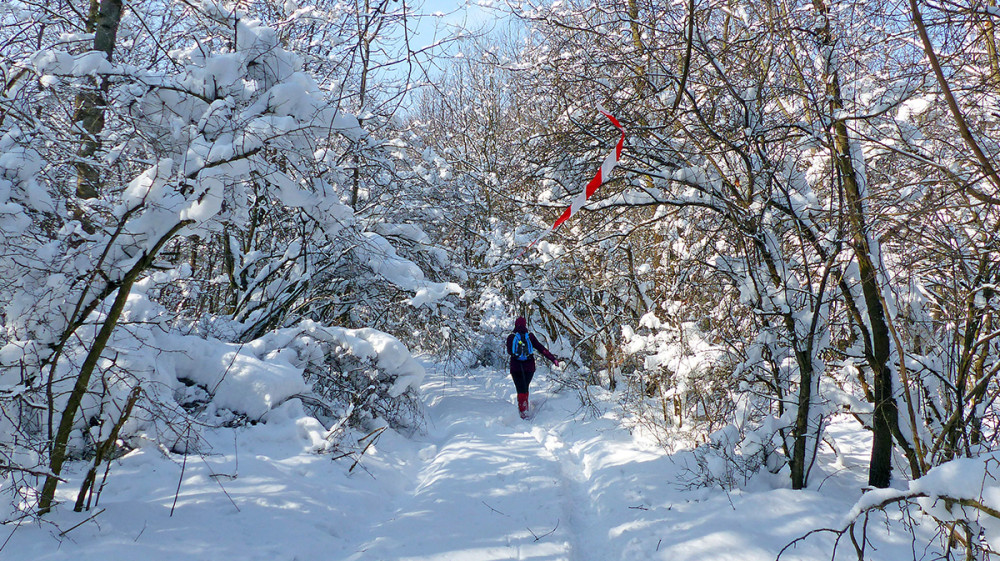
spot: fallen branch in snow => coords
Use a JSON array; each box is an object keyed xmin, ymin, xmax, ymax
[
  {"xmin": 200, "ymin": 456, "xmax": 241, "ymax": 513},
  {"xmin": 57, "ymin": 508, "xmax": 105, "ymax": 537},
  {"xmin": 779, "ymin": 490, "xmax": 1000, "ymax": 561},
  {"xmin": 777, "ymin": 524, "xmax": 854, "ymax": 561},
  {"xmin": 846, "ymin": 490, "xmax": 1000, "ymax": 521},
  {"xmin": 527, "ymin": 519, "xmax": 560, "ymax": 541},
  {"xmin": 169, "ymin": 435, "xmax": 189, "ymax": 518},
  {"xmin": 349, "ymin": 427, "xmax": 387, "ymax": 474},
  {"xmin": 481, "ymin": 501, "xmax": 509, "ymax": 517}
]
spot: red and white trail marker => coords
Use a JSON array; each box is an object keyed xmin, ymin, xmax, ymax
[
  {"xmin": 518, "ymin": 106, "xmax": 626, "ymax": 258},
  {"xmin": 550, "ymin": 106, "xmax": 626, "ymax": 230}
]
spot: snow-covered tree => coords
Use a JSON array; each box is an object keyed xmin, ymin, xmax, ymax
[
  {"xmin": 489, "ymin": 0, "xmax": 998, "ymax": 497},
  {"xmin": 0, "ymin": 0, "xmax": 460, "ymax": 517}
]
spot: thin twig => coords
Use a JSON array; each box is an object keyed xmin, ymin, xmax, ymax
[
  {"xmin": 169, "ymin": 432, "xmax": 189, "ymax": 517},
  {"xmin": 349, "ymin": 427, "xmax": 386, "ymax": 473},
  {"xmin": 200, "ymin": 456, "xmax": 240, "ymax": 513},
  {"xmin": 58, "ymin": 508, "xmax": 105, "ymax": 537},
  {"xmin": 527, "ymin": 519, "xmax": 560, "ymax": 542},
  {"xmin": 0, "ymin": 511, "xmax": 28, "ymax": 552},
  {"xmin": 481, "ymin": 501, "xmax": 508, "ymax": 517},
  {"xmin": 133, "ymin": 521, "xmax": 147, "ymax": 542},
  {"xmin": 0, "ymin": 465, "xmax": 66, "ymax": 481}
]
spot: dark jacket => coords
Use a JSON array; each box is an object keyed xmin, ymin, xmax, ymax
[{"xmin": 506, "ymin": 326, "xmax": 557, "ymax": 375}]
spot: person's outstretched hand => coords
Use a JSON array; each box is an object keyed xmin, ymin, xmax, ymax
[{"xmin": 554, "ymin": 359, "xmax": 560, "ymax": 367}]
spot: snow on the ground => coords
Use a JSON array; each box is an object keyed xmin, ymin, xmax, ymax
[{"xmin": 3, "ymin": 364, "xmax": 938, "ymax": 560}]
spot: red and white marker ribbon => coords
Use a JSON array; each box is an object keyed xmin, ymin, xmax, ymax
[
  {"xmin": 516, "ymin": 106, "xmax": 625, "ymax": 258},
  {"xmin": 551, "ymin": 105, "xmax": 626, "ymax": 230}
]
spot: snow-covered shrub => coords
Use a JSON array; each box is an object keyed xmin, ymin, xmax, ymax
[
  {"xmin": 618, "ymin": 309, "xmax": 738, "ymax": 446},
  {"xmin": 0, "ymin": 0, "xmax": 459, "ymax": 517},
  {"xmin": 819, "ymin": 454, "xmax": 1000, "ymax": 559},
  {"xmin": 0, "ymin": 125, "xmax": 57, "ymax": 508},
  {"xmin": 258, "ymin": 321, "xmax": 426, "ymax": 433},
  {"xmin": 465, "ymin": 288, "xmax": 516, "ymax": 369},
  {"xmin": 0, "ymin": 278, "xmax": 428, "ymax": 515},
  {"xmin": 679, "ymin": 423, "xmax": 778, "ymax": 490}
]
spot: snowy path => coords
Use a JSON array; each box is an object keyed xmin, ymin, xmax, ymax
[
  {"xmin": 5, "ymin": 364, "xmax": 928, "ymax": 561},
  {"xmin": 345, "ymin": 371, "xmax": 586, "ymax": 561},
  {"xmin": 340, "ymin": 366, "xmax": 905, "ymax": 561}
]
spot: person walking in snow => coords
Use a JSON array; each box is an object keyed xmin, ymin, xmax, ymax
[{"xmin": 506, "ymin": 316, "xmax": 559, "ymax": 419}]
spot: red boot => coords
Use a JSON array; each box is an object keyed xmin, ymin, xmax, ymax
[{"xmin": 517, "ymin": 393, "xmax": 529, "ymax": 419}]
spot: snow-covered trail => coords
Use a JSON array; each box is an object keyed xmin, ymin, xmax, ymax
[
  {"xmin": 345, "ymin": 372, "xmax": 576, "ymax": 560},
  {"xmin": 339, "ymin": 365, "xmax": 907, "ymax": 561},
  {"xmin": 4, "ymin": 363, "xmax": 926, "ymax": 561},
  {"xmin": 343, "ymin": 366, "xmax": 637, "ymax": 561}
]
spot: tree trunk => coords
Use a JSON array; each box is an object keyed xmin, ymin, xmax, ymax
[
  {"xmin": 38, "ymin": 221, "xmax": 189, "ymax": 514},
  {"xmin": 828, "ymin": 110, "xmax": 899, "ymax": 487},
  {"xmin": 811, "ymin": 0, "xmax": 917, "ymax": 488},
  {"xmin": 38, "ymin": 272, "xmax": 139, "ymax": 514},
  {"xmin": 908, "ymin": 0, "xmax": 1000, "ymax": 199},
  {"xmin": 759, "ymin": 244, "xmax": 817, "ymax": 490},
  {"xmin": 984, "ymin": 1, "xmax": 1000, "ymax": 83},
  {"xmin": 75, "ymin": 0, "xmax": 122, "ymax": 195},
  {"xmin": 789, "ymin": 347, "xmax": 814, "ymax": 490},
  {"xmin": 73, "ymin": 0, "xmax": 123, "ymax": 224},
  {"xmin": 73, "ymin": 386, "xmax": 140, "ymax": 512}
]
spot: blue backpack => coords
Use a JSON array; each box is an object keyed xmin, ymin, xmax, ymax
[{"xmin": 511, "ymin": 332, "xmax": 533, "ymax": 361}]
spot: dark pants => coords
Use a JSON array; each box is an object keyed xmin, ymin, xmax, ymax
[{"xmin": 510, "ymin": 359, "xmax": 535, "ymax": 393}]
